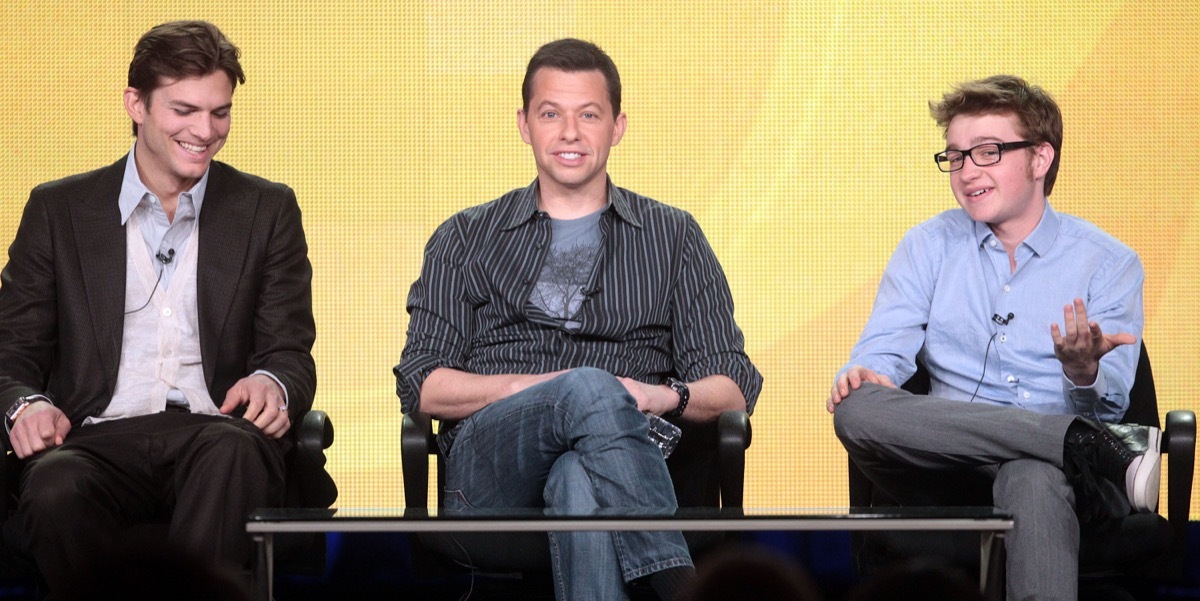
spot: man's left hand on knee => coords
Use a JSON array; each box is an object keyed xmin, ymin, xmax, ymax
[{"xmin": 220, "ymin": 374, "xmax": 290, "ymax": 438}]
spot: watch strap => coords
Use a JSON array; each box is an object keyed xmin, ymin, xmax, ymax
[
  {"xmin": 665, "ymin": 378, "xmax": 690, "ymax": 418},
  {"xmin": 5, "ymin": 395, "xmax": 51, "ymax": 433}
]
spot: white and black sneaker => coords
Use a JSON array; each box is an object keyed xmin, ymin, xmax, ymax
[{"xmin": 1064, "ymin": 420, "xmax": 1161, "ymax": 514}]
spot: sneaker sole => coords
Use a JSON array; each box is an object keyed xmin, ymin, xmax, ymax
[{"xmin": 1127, "ymin": 426, "xmax": 1162, "ymax": 513}]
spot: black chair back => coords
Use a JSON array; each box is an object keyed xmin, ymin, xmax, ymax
[{"xmin": 847, "ymin": 342, "xmax": 1195, "ymax": 588}]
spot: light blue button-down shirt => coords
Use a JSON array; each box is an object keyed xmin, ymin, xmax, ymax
[
  {"xmin": 843, "ymin": 203, "xmax": 1143, "ymax": 422},
  {"xmin": 117, "ymin": 144, "xmax": 207, "ymax": 290}
]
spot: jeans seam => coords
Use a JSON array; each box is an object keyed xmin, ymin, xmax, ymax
[{"xmin": 623, "ymin": 556, "xmax": 694, "ymax": 581}]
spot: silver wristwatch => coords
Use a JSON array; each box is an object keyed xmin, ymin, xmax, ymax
[{"xmin": 5, "ymin": 396, "xmax": 39, "ymax": 430}]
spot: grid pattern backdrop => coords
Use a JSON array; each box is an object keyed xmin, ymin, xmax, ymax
[{"xmin": 1, "ymin": 1, "xmax": 1197, "ymax": 518}]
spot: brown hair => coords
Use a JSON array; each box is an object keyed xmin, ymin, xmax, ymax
[
  {"xmin": 522, "ymin": 39, "xmax": 621, "ymax": 117},
  {"xmin": 930, "ymin": 75, "xmax": 1063, "ymax": 195},
  {"xmin": 127, "ymin": 21, "xmax": 245, "ymax": 135}
]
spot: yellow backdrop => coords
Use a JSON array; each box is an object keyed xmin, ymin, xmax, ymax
[{"xmin": 1, "ymin": 2, "xmax": 1196, "ymax": 518}]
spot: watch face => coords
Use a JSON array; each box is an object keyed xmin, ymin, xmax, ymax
[
  {"xmin": 666, "ymin": 379, "xmax": 689, "ymax": 417},
  {"xmin": 6, "ymin": 399, "xmax": 26, "ymax": 420},
  {"xmin": 669, "ymin": 379, "xmax": 689, "ymax": 401}
]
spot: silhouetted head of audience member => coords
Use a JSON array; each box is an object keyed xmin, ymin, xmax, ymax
[
  {"xmin": 849, "ymin": 557, "xmax": 985, "ymax": 601},
  {"xmin": 679, "ymin": 544, "xmax": 823, "ymax": 601}
]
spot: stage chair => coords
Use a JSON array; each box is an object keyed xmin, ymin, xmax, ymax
[
  {"xmin": 0, "ymin": 409, "xmax": 337, "ymax": 592},
  {"xmin": 401, "ymin": 407, "xmax": 752, "ymax": 591},
  {"xmin": 847, "ymin": 342, "xmax": 1196, "ymax": 597}
]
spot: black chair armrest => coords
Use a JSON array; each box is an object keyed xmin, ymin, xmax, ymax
[
  {"xmin": 1164, "ymin": 410, "xmax": 1195, "ymax": 539},
  {"xmin": 288, "ymin": 410, "xmax": 338, "ymax": 508},
  {"xmin": 716, "ymin": 410, "xmax": 751, "ymax": 508},
  {"xmin": 297, "ymin": 409, "xmax": 334, "ymax": 458},
  {"xmin": 402, "ymin": 411, "xmax": 434, "ymax": 508}
]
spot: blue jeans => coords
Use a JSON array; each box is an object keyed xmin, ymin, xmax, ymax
[{"xmin": 444, "ymin": 367, "xmax": 693, "ymax": 601}]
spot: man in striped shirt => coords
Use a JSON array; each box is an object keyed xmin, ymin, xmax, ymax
[{"xmin": 395, "ymin": 39, "xmax": 761, "ymax": 601}]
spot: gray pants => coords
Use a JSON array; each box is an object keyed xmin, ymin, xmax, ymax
[{"xmin": 834, "ymin": 383, "xmax": 1127, "ymax": 601}]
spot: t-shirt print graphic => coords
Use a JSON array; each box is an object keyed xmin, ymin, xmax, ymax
[{"xmin": 528, "ymin": 240, "xmax": 600, "ymax": 329}]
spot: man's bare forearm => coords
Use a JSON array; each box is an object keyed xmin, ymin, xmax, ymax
[{"xmin": 418, "ymin": 367, "xmax": 566, "ymax": 420}]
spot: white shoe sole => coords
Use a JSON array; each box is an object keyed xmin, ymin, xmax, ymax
[{"xmin": 1126, "ymin": 426, "xmax": 1162, "ymax": 513}]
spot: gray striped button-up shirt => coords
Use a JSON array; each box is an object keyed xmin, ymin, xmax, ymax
[{"xmin": 395, "ymin": 179, "xmax": 762, "ymax": 452}]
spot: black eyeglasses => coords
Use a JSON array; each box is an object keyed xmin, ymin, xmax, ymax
[{"xmin": 934, "ymin": 141, "xmax": 1037, "ymax": 173}]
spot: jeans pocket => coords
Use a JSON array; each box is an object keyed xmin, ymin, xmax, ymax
[{"xmin": 444, "ymin": 489, "xmax": 475, "ymax": 510}]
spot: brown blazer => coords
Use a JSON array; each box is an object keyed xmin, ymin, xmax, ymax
[{"xmin": 0, "ymin": 157, "xmax": 317, "ymax": 444}]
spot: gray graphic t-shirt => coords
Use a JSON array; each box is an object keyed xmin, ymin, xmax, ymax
[{"xmin": 527, "ymin": 208, "xmax": 603, "ymax": 330}]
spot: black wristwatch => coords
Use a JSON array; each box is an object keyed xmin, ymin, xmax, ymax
[{"xmin": 665, "ymin": 378, "xmax": 690, "ymax": 418}]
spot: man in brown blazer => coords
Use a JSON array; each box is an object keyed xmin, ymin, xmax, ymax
[{"xmin": 0, "ymin": 21, "xmax": 316, "ymax": 589}]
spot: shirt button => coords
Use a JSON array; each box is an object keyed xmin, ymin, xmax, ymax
[
  {"xmin": 1006, "ymin": 375, "xmax": 1015, "ymax": 383},
  {"xmin": 989, "ymin": 239, "xmax": 998, "ymax": 248},
  {"xmin": 999, "ymin": 335, "xmax": 1007, "ymax": 343},
  {"xmin": 1003, "ymin": 285, "xmax": 1011, "ymax": 293},
  {"xmin": 1082, "ymin": 411, "xmax": 1093, "ymax": 417},
  {"xmin": 523, "ymin": 278, "xmax": 532, "ymax": 285},
  {"xmin": 1023, "ymin": 391, "xmax": 1031, "ymax": 399},
  {"xmin": 162, "ymin": 308, "xmax": 173, "ymax": 317}
]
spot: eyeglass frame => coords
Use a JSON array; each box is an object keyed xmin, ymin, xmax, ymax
[{"xmin": 933, "ymin": 140, "xmax": 1038, "ymax": 173}]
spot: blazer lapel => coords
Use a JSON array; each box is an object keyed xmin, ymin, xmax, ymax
[
  {"xmin": 196, "ymin": 162, "xmax": 254, "ymax": 387},
  {"xmin": 71, "ymin": 159, "xmax": 128, "ymax": 387}
]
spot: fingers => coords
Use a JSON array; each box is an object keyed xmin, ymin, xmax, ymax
[
  {"xmin": 1107, "ymin": 332, "xmax": 1137, "ymax": 347},
  {"xmin": 265, "ymin": 416, "xmax": 292, "ymax": 439},
  {"xmin": 219, "ymin": 386, "xmax": 243, "ymax": 415},
  {"xmin": 1089, "ymin": 321, "xmax": 1106, "ymax": 347},
  {"xmin": 617, "ymin": 377, "xmax": 658, "ymax": 413},
  {"xmin": 877, "ymin": 373, "xmax": 896, "ymax": 389},
  {"xmin": 861, "ymin": 370, "xmax": 895, "ymax": 388},
  {"xmin": 1072, "ymin": 297, "xmax": 1090, "ymax": 326},
  {"xmin": 1053, "ymin": 298, "xmax": 1092, "ymax": 352},
  {"xmin": 222, "ymin": 375, "xmax": 288, "ymax": 436},
  {"xmin": 1060, "ymin": 302, "xmax": 1079, "ymax": 343},
  {"xmin": 11, "ymin": 434, "xmax": 33, "ymax": 459},
  {"xmin": 250, "ymin": 388, "xmax": 284, "ymax": 431},
  {"xmin": 836, "ymin": 370, "xmax": 856, "ymax": 399},
  {"xmin": 829, "ymin": 373, "xmax": 850, "ymax": 412},
  {"xmin": 242, "ymin": 386, "xmax": 267, "ymax": 423},
  {"xmin": 1050, "ymin": 322, "xmax": 1063, "ymax": 348},
  {"xmin": 1062, "ymin": 298, "xmax": 1091, "ymax": 343},
  {"xmin": 221, "ymin": 375, "xmax": 267, "ymax": 417},
  {"xmin": 251, "ymin": 395, "xmax": 285, "ymax": 432},
  {"xmin": 847, "ymin": 366, "xmax": 882, "ymax": 390},
  {"xmin": 9, "ymin": 430, "xmax": 31, "ymax": 459},
  {"xmin": 829, "ymin": 366, "xmax": 893, "ymax": 414},
  {"xmin": 846, "ymin": 370, "xmax": 862, "ymax": 391},
  {"xmin": 258, "ymin": 404, "xmax": 291, "ymax": 439},
  {"xmin": 10, "ymin": 408, "xmax": 69, "ymax": 459},
  {"xmin": 1053, "ymin": 298, "xmax": 1136, "ymax": 355}
]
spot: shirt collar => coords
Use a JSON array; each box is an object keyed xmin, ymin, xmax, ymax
[
  {"xmin": 973, "ymin": 202, "xmax": 1058, "ymax": 257},
  {"xmin": 501, "ymin": 177, "xmax": 643, "ymax": 230},
  {"xmin": 118, "ymin": 143, "xmax": 210, "ymax": 225}
]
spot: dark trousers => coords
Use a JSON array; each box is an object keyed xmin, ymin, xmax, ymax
[{"xmin": 15, "ymin": 412, "xmax": 285, "ymax": 589}]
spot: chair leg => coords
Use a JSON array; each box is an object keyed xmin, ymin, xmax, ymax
[
  {"xmin": 253, "ymin": 533, "xmax": 274, "ymax": 601},
  {"xmin": 980, "ymin": 532, "xmax": 1006, "ymax": 601}
]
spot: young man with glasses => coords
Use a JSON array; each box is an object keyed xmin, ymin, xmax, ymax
[{"xmin": 827, "ymin": 75, "xmax": 1156, "ymax": 600}]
